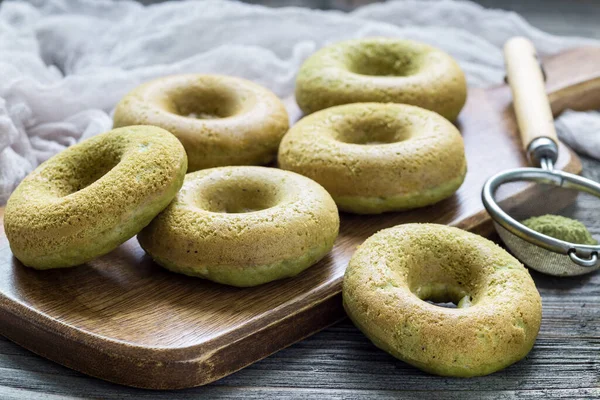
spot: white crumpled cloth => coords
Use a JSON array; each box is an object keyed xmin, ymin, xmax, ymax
[{"xmin": 1, "ymin": 0, "xmax": 599, "ymax": 204}]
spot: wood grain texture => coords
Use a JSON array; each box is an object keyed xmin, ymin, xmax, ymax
[
  {"xmin": 546, "ymin": 47, "xmax": 600, "ymax": 116},
  {"xmin": 1, "ymin": 257, "xmax": 599, "ymax": 399},
  {"xmin": 0, "ymin": 46, "xmax": 599, "ymax": 391}
]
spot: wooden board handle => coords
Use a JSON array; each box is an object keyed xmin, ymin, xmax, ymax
[
  {"xmin": 545, "ymin": 46, "xmax": 600, "ymax": 116},
  {"xmin": 504, "ymin": 37, "xmax": 558, "ymax": 152}
]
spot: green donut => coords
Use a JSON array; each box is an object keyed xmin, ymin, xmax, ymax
[
  {"xmin": 295, "ymin": 38, "xmax": 467, "ymax": 120},
  {"xmin": 4, "ymin": 126, "xmax": 187, "ymax": 269},
  {"xmin": 343, "ymin": 224, "xmax": 542, "ymax": 377},
  {"xmin": 278, "ymin": 103, "xmax": 467, "ymax": 214},
  {"xmin": 138, "ymin": 166, "xmax": 340, "ymax": 287},
  {"xmin": 113, "ymin": 74, "xmax": 289, "ymax": 172}
]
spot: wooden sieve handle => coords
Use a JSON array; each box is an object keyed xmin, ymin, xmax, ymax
[{"xmin": 504, "ymin": 37, "xmax": 558, "ymax": 156}]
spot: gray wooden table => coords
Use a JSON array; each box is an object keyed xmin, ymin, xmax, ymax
[{"xmin": 2, "ymin": 1, "xmax": 600, "ymax": 399}]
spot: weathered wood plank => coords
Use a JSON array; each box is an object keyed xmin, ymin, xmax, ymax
[{"xmin": 1, "ymin": 383, "xmax": 599, "ymax": 400}]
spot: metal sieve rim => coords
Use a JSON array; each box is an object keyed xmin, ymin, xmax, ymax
[{"xmin": 482, "ymin": 167, "xmax": 600, "ymax": 268}]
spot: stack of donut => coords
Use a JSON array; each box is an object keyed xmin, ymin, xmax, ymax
[{"xmin": 4, "ymin": 37, "xmax": 541, "ymax": 377}]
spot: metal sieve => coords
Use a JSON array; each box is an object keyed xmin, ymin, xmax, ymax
[{"xmin": 481, "ymin": 37, "xmax": 600, "ymax": 276}]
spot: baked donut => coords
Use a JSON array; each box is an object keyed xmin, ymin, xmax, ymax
[
  {"xmin": 4, "ymin": 126, "xmax": 187, "ymax": 269},
  {"xmin": 113, "ymin": 74, "xmax": 289, "ymax": 172},
  {"xmin": 138, "ymin": 166, "xmax": 339, "ymax": 287},
  {"xmin": 343, "ymin": 224, "xmax": 542, "ymax": 377},
  {"xmin": 278, "ymin": 103, "xmax": 467, "ymax": 214},
  {"xmin": 295, "ymin": 38, "xmax": 467, "ymax": 120}
]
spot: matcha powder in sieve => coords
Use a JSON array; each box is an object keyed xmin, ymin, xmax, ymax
[{"xmin": 522, "ymin": 214, "xmax": 598, "ymax": 245}]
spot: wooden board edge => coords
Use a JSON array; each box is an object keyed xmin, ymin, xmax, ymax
[{"xmin": 0, "ymin": 290, "xmax": 345, "ymax": 389}]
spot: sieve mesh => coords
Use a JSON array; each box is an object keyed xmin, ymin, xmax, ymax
[{"xmin": 494, "ymin": 222, "xmax": 600, "ymax": 276}]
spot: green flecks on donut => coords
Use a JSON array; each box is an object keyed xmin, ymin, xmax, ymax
[
  {"xmin": 137, "ymin": 166, "xmax": 340, "ymax": 287},
  {"xmin": 278, "ymin": 103, "xmax": 467, "ymax": 214},
  {"xmin": 342, "ymin": 223, "xmax": 542, "ymax": 377},
  {"xmin": 113, "ymin": 74, "xmax": 289, "ymax": 172},
  {"xmin": 4, "ymin": 125, "xmax": 188, "ymax": 269},
  {"xmin": 295, "ymin": 37, "xmax": 467, "ymax": 120}
]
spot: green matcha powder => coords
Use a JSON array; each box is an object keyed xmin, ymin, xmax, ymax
[{"xmin": 522, "ymin": 214, "xmax": 598, "ymax": 245}]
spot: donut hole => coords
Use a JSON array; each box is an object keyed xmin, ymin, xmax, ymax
[
  {"xmin": 196, "ymin": 179, "xmax": 280, "ymax": 214},
  {"xmin": 415, "ymin": 283, "xmax": 472, "ymax": 309},
  {"xmin": 168, "ymin": 86, "xmax": 242, "ymax": 119},
  {"xmin": 406, "ymin": 241, "xmax": 485, "ymax": 309},
  {"xmin": 332, "ymin": 115, "xmax": 413, "ymax": 145},
  {"xmin": 347, "ymin": 46, "xmax": 423, "ymax": 77},
  {"xmin": 48, "ymin": 145, "xmax": 121, "ymax": 197}
]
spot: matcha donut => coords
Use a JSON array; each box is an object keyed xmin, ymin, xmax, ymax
[
  {"xmin": 343, "ymin": 224, "xmax": 542, "ymax": 377},
  {"xmin": 278, "ymin": 103, "xmax": 467, "ymax": 214},
  {"xmin": 113, "ymin": 74, "xmax": 289, "ymax": 172},
  {"xmin": 4, "ymin": 126, "xmax": 187, "ymax": 269},
  {"xmin": 295, "ymin": 38, "xmax": 467, "ymax": 120},
  {"xmin": 138, "ymin": 166, "xmax": 339, "ymax": 287}
]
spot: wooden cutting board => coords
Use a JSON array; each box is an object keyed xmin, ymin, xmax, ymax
[{"xmin": 1, "ymin": 46, "xmax": 600, "ymax": 390}]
